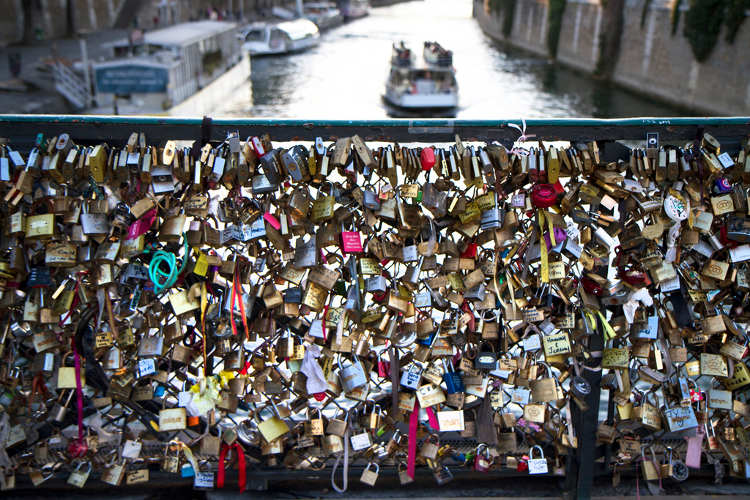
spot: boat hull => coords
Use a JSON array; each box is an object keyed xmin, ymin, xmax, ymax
[
  {"xmin": 384, "ymin": 88, "xmax": 458, "ymax": 109},
  {"xmin": 244, "ymin": 35, "xmax": 320, "ymax": 56}
]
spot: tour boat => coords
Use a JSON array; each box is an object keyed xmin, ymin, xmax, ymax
[
  {"xmin": 384, "ymin": 41, "xmax": 458, "ymax": 110},
  {"xmin": 304, "ymin": 2, "xmax": 344, "ymax": 31},
  {"xmin": 87, "ymin": 20, "xmax": 247, "ymax": 115},
  {"xmin": 240, "ymin": 19, "xmax": 320, "ymax": 56},
  {"xmin": 339, "ymin": 0, "xmax": 370, "ymax": 21}
]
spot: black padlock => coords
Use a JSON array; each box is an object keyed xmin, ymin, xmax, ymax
[{"xmin": 475, "ymin": 342, "xmax": 497, "ymax": 370}]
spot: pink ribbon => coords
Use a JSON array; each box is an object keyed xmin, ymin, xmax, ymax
[
  {"xmin": 407, "ymin": 399, "xmax": 419, "ymax": 480},
  {"xmin": 425, "ymin": 407, "xmax": 439, "ymax": 431},
  {"xmin": 517, "ymin": 418, "xmax": 541, "ymax": 432},
  {"xmin": 67, "ymin": 341, "xmax": 88, "ymax": 458}
]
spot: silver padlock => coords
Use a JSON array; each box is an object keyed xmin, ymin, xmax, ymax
[
  {"xmin": 464, "ymin": 283, "xmax": 487, "ymax": 301},
  {"xmin": 366, "ymin": 275, "xmax": 388, "ymax": 294},
  {"xmin": 281, "ymin": 145, "xmax": 308, "ymax": 182},
  {"xmin": 67, "ymin": 461, "xmax": 92, "ymax": 488},
  {"xmin": 363, "ymin": 189, "xmax": 381, "ymax": 210},
  {"xmin": 403, "ymin": 256, "xmax": 424, "ymax": 288},
  {"xmin": 51, "ymin": 390, "xmax": 75, "ymax": 422},
  {"xmin": 528, "ymin": 445, "xmax": 549, "ymax": 474},
  {"xmin": 338, "ymin": 355, "xmax": 367, "ymax": 392},
  {"xmin": 294, "ymin": 238, "xmax": 318, "ymax": 268},
  {"xmin": 251, "ymin": 172, "xmax": 277, "ymax": 195},
  {"xmin": 480, "ymin": 192, "xmax": 504, "ymax": 231},
  {"xmin": 400, "ymin": 363, "xmax": 423, "ymax": 390},
  {"xmin": 80, "ymin": 201, "xmax": 108, "ymax": 236}
]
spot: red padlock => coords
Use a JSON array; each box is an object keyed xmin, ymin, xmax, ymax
[
  {"xmin": 420, "ymin": 147, "xmax": 435, "ymax": 171},
  {"xmin": 530, "ymin": 183, "xmax": 557, "ymax": 209},
  {"xmin": 460, "ymin": 242, "xmax": 477, "ymax": 258},
  {"xmin": 474, "ymin": 444, "xmax": 492, "ymax": 472}
]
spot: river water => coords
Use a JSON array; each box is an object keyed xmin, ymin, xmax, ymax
[{"xmin": 214, "ymin": 0, "xmax": 686, "ymax": 119}]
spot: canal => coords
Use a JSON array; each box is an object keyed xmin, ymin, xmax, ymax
[{"xmin": 214, "ymin": 0, "xmax": 688, "ymax": 118}]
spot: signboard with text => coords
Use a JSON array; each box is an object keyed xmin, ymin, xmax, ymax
[{"xmin": 95, "ymin": 64, "xmax": 168, "ymax": 94}]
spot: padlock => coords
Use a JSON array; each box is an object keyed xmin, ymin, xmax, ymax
[
  {"xmin": 527, "ymin": 445, "xmax": 548, "ymax": 474},
  {"xmin": 419, "ymin": 434, "xmax": 440, "ymax": 460},
  {"xmin": 633, "ymin": 389, "xmax": 662, "ymax": 431},
  {"xmin": 442, "ymin": 358, "xmax": 464, "ymax": 394},
  {"xmin": 400, "ymin": 363, "xmax": 423, "ymax": 391},
  {"xmin": 57, "ymin": 351, "xmax": 85, "ymax": 389},
  {"xmin": 359, "ymin": 462, "xmax": 379, "ymax": 486},
  {"xmin": 530, "ymin": 362, "xmax": 561, "ymax": 403},
  {"xmin": 475, "ymin": 342, "xmax": 497, "ymax": 370},
  {"xmin": 641, "ymin": 446, "xmax": 660, "ymax": 481},
  {"xmin": 79, "ymin": 200, "xmax": 108, "ymax": 237},
  {"xmin": 398, "ymin": 461, "xmax": 413, "ymax": 485},
  {"xmin": 338, "ymin": 355, "xmax": 367, "ymax": 392},
  {"xmin": 51, "ymin": 390, "xmax": 75, "ymax": 422},
  {"xmin": 474, "ymin": 444, "xmax": 493, "ymax": 472},
  {"xmin": 67, "ymin": 461, "xmax": 92, "ymax": 488},
  {"xmin": 256, "ymin": 399, "xmax": 290, "ymax": 443}
]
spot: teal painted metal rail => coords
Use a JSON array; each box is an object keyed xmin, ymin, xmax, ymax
[{"xmin": 0, "ymin": 115, "xmax": 749, "ymax": 149}]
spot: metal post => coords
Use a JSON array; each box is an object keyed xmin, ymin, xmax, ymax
[
  {"xmin": 78, "ymin": 34, "xmax": 92, "ymax": 108},
  {"xmin": 570, "ymin": 321, "xmax": 604, "ymax": 500},
  {"xmin": 296, "ymin": 0, "xmax": 304, "ymax": 17}
]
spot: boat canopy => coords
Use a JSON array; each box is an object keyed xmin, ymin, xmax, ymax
[{"xmin": 276, "ymin": 19, "xmax": 320, "ymax": 41}]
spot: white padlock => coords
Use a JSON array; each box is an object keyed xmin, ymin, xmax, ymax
[{"xmin": 528, "ymin": 445, "xmax": 549, "ymax": 475}]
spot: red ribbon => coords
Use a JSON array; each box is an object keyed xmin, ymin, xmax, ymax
[
  {"xmin": 407, "ymin": 399, "xmax": 419, "ymax": 480},
  {"xmin": 321, "ymin": 305, "xmax": 329, "ymax": 341},
  {"xmin": 217, "ymin": 442, "xmax": 246, "ymax": 493},
  {"xmin": 28, "ymin": 373, "xmax": 48, "ymax": 411},
  {"xmin": 230, "ymin": 270, "xmax": 250, "ymax": 340}
]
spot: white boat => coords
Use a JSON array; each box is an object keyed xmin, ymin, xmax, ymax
[
  {"xmin": 89, "ymin": 20, "xmax": 245, "ymax": 114},
  {"xmin": 304, "ymin": 2, "xmax": 344, "ymax": 31},
  {"xmin": 384, "ymin": 41, "xmax": 458, "ymax": 110},
  {"xmin": 240, "ymin": 19, "xmax": 320, "ymax": 56},
  {"xmin": 339, "ymin": 0, "xmax": 369, "ymax": 21}
]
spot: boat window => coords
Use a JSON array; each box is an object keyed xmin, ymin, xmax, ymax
[
  {"xmin": 244, "ymin": 29, "xmax": 265, "ymax": 42},
  {"xmin": 269, "ymin": 29, "xmax": 286, "ymax": 50},
  {"xmin": 202, "ymin": 49, "xmax": 223, "ymax": 75}
]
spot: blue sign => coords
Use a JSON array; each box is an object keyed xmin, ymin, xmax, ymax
[{"xmin": 95, "ymin": 64, "xmax": 168, "ymax": 94}]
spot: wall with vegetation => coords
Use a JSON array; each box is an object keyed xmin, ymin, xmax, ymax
[
  {"xmin": 475, "ymin": 0, "xmax": 750, "ymax": 114},
  {"xmin": 614, "ymin": 0, "xmax": 750, "ymax": 114},
  {"xmin": 481, "ymin": 0, "xmax": 550, "ymax": 57}
]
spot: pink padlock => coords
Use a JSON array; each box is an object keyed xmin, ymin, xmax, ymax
[
  {"xmin": 341, "ymin": 230, "xmax": 363, "ymax": 253},
  {"xmin": 263, "ymin": 212, "xmax": 281, "ymax": 231}
]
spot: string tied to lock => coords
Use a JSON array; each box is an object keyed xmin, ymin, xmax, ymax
[
  {"xmin": 507, "ymin": 119, "xmax": 536, "ymax": 155},
  {"xmin": 148, "ymin": 235, "xmax": 189, "ymax": 295}
]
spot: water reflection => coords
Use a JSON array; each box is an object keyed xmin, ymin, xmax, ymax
[{"xmin": 212, "ymin": 0, "xmax": 687, "ymax": 118}]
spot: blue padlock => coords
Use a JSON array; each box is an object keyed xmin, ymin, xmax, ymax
[
  {"xmin": 418, "ymin": 331, "xmax": 437, "ymax": 347},
  {"xmin": 181, "ymin": 463, "xmax": 195, "ymax": 478},
  {"xmin": 442, "ymin": 358, "xmax": 464, "ymax": 394}
]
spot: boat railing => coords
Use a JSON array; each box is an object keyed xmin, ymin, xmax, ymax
[{"xmin": 52, "ymin": 61, "xmax": 92, "ymax": 110}]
